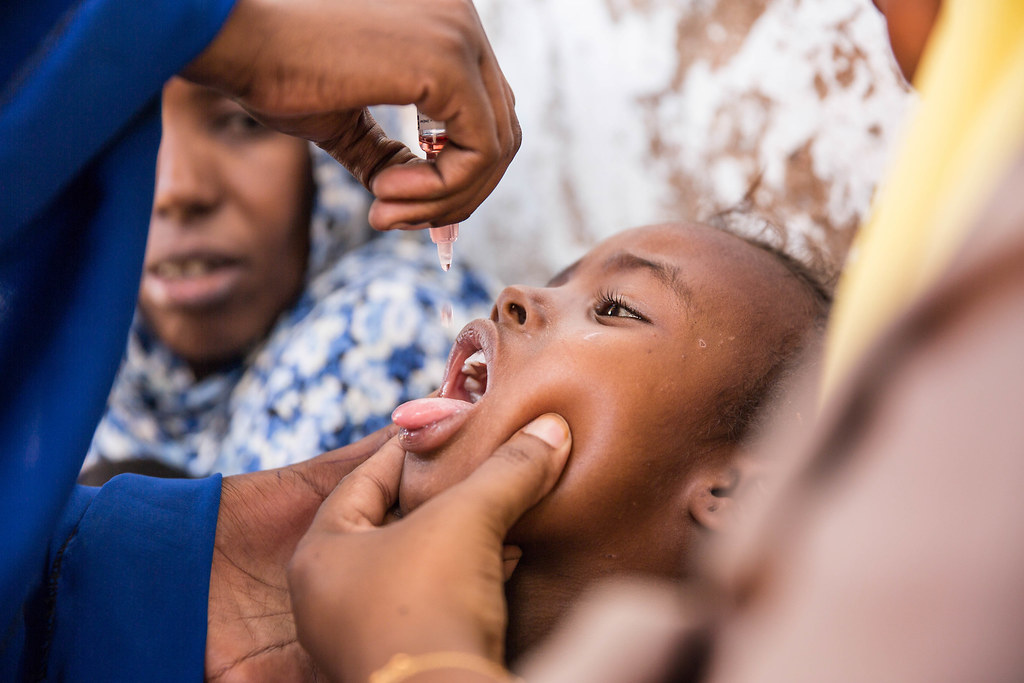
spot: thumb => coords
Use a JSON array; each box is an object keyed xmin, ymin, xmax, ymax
[
  {"xmin": 312, "ymin": 435, "xmax": 406, "ymax": 531},
  {"xmin": 318, "ymin": 108, "xmax": 417, "ymax": 190},
  {"xmin": 437, "ymin": 414, "xmax": 572, "ymax": 536}
]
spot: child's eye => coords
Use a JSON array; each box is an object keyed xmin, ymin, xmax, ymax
[{"xmin": 595, "ymin": 293, "xmax": 647, "ymax": 321}]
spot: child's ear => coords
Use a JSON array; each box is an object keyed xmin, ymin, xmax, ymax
[{"xmin": 684, "ymin": 456, "xmax": 763, "ymax": 533}]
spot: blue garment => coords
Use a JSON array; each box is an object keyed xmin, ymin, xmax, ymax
[{"xmin": 1, "ymin": 0, "xmax": 235, "ymax": 678}]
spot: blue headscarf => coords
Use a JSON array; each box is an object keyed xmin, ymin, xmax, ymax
[{"xmin": 85, "ymin": 144, "xmax": 498, "ymax": 476}]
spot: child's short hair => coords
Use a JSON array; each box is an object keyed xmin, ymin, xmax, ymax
[
  {"xmin": 710, "ymin": 234, "xmax": 832, "ymax": 447},
  {"xmin": 700, "ymin": 197, "xmax": 835, "ymax": 450}
]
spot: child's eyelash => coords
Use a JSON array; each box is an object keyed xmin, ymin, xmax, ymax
[{"xmin": 595, "ymin": 290, "xmax": 648, "ymax": 321}]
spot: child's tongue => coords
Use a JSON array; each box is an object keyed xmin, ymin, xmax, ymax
[
  {"xmin": 392, "ymin": 397, "xmax": 472, "ymax": 431},
  {"xmin": 392, "ymin": 397, "xmax": 474, "ymax": 452}
]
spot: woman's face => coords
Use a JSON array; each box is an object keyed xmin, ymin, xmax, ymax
[
  {"xmin": 139, "ymin": 78, "xmax": 312, "ymax": 376},
  {"xmin": 398, "ymin": 223, "xmax": 815, "ymax": 571}
]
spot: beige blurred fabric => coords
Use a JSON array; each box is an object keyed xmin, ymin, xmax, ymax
[{"xmin": 704, "ymin": 150, "xmax": 1024, "ymax": 683}]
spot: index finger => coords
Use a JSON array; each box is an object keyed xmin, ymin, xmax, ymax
[
  {"xmin": 368, "ymin": 69, "xmax": 505, "ymax": 227},
  {"xmin": 314, "ymin": 435, "xmax": 406, "ymax": 531},
  {"xmin": 368, "ymin": 89, "xmax": 497, "ymax": 191},
  {"xmin": 318, "ymin": 108, "xmax": 419, "ymax": 190}
]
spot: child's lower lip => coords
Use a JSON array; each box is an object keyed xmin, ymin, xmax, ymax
[{"xmin": 393, "ymin": 397, "xmax": 474, "ymax": 452}]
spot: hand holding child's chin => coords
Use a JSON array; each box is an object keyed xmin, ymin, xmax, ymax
[
  {"xmin": 288, "ymin": 415, "xmax": 571, "ymax": 682},
  {"xmin": 207, "ymin": 425, "xmax": 396, "ymax": 681}
]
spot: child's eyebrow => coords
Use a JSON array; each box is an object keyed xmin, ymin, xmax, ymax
[
  {"xmin": 603, "ymin": 252, "xmax": 692, "ymax": 307},
  {"xmin": 546, "ymin": 260, "xmax": 580, "ymax": 287}
]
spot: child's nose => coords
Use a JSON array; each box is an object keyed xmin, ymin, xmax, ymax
[{"xmin": 491, "ymin": 285, "xmax": 547, "ymax": 328}]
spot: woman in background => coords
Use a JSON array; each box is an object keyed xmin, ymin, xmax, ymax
[{"xmin": 83, "ymin": 77, "xmax": 497, "ymax": 480}]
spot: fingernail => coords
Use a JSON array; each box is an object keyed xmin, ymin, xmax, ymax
[{"xmin": 524, "ymin": 414, "xmax": 569, "ymax": 448}]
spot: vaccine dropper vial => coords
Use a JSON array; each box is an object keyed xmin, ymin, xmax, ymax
[{"xmin": 417, "ymin": 112, "xmax": 459, "ymax": 271}]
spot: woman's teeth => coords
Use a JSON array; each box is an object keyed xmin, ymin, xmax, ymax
[
  {"xmin": 461, "ymin": 350, "xmax": 487, "ymax": 403},
  {"xmin": 154, "ymin": 258, "xmax": 218, "ymax": 279}
]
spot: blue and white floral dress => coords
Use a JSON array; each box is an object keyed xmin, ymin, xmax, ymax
[{"xmin": 84, "ymin": 146, "xmax": 498, "ymax": 476}]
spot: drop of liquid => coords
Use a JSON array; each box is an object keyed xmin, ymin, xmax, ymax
[{"xmin": 441, "ymin": 302, "xmax": 454, "ymax": 328}]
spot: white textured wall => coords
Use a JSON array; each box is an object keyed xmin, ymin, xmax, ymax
[{"xmin": 393, "ymin": 0, "xmax": 912, "ymax": 286}]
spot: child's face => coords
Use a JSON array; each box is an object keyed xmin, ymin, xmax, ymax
[
  {"xmin": 398, "ymin": 223, "xmax": 813, "ymax": 572},
  {"xmin": 139, "ymin": 78, "xmax": 312, "ymax": 375}
]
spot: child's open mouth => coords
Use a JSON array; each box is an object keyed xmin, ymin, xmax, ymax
[
  {"xmin": 444, "ymin": 347, "xmax": 488, "ymax": 405},
  {"xmin": 439, "ymin": 320, "xmax": 494, "ymax": 405},
  {"xmin": 391, "ymin": 320, "xmax": 496, "ymax": 447},
  {"xmin": 460, "ymin": 350, "xmax": 487, "ymax": 402}
]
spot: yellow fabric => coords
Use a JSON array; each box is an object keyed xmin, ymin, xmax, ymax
[{"xmin": 822, "ymin": 0, "xmax": 1024, "ymax": 398}]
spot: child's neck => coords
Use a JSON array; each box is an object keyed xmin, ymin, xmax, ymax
[
  {"xmin": 503, "ymin": 528, "xmax": 697, "ymax": 663},
  {"xmin": 504, "ymin": 556, "xmax": 591, "ymax": 662}
]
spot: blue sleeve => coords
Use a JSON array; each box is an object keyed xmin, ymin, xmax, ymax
[
  {"xmin": 7, "ymin": 475, "xmax": 222, "ymax": 680},
  {"xmin": 0, "ymin": 0, "xmax": 235, "ymax": 674}
]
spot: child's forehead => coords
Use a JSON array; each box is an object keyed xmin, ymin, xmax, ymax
[
  {"xmin": 545, "ymin": 230, "xmax": 687, "ymax": 288},
  {"xmin": 575, "ymin": 224, "xmax": 750, "ymax": 277},
  {"xmin": 548, "ymin": 225, "xmax": 787, "ymax": 307},
  {"xmin": 606, "ymin": 226, "xmax": 804, "ymax": 322},
  {"xmin": 547, "ymin": 226, "xmax": 693, "ymax": 284}
]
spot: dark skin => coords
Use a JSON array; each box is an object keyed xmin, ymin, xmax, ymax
[
  {"xmin": 142, "ymin": 79, "xmax": 312, "ymax": 377},
  {"xmin": 185, "ymin": 0, "xmax": 521, "ymax": 231},
  {"xmin": 873, "ymin": 0, "xmax": 942, "ymax": 81},
  {"xmin": 395, "ymin": 225, "xmax": 824, "ymax": 660},
  {"xmin": 289, "ymin": 416, "xmax": 573, "ymax": 683},
  {"xmin": 205, "ymin": 425, "xmax": 396, "ymax": 681}
]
